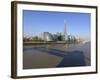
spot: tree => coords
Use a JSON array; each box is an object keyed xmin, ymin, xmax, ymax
[
  {"xmin": 23, "ymin": 37, "xmax": 30, "ymax": 42},
  {"xmin": 57, "ymin": 35, "xmax": 62, "ymax": 41}
]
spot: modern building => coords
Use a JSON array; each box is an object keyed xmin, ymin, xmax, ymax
[
  {"xmin": 39, "ymin": 32, "xmax": 55, "ymax": 42},
  {"xmin": 62, "ymin": 20, "xmax": 68, "ymax": 41}
]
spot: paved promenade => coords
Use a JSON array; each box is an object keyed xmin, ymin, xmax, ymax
[{"xmin": 23, "ymin": 42, "xmax": 90, "ymax": 69}]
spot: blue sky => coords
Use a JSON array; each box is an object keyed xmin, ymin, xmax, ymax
[{"xmin": 23, "ymin": 10, "xmax": 91, "ymax": 39}]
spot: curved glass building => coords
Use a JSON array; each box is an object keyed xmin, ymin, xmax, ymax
[{"xmin": 43, "ymin": 32, "xmax": 54, "ymax": 42}]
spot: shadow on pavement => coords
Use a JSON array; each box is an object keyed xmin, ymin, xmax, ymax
[
  {"xmin": 32, "ymin": 47, "xmax": 86, "ymax": 67},
  {"xmin": 57, "ymin": 51, "xmax": 86, "ymax": 67}
]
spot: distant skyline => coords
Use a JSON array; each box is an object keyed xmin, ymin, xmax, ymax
[{"xmin": 23, "ymin": 10, "xmax": 91, "ymax": 40}]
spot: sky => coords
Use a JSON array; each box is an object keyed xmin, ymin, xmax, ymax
[{"xmin": 23, "ymin": 10, "xmax": 91, "ymax": 40}]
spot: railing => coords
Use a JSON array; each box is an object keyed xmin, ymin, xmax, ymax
[{"xmin": 24, "ymin": 41, "xmax": 67, "ymax": 45}]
